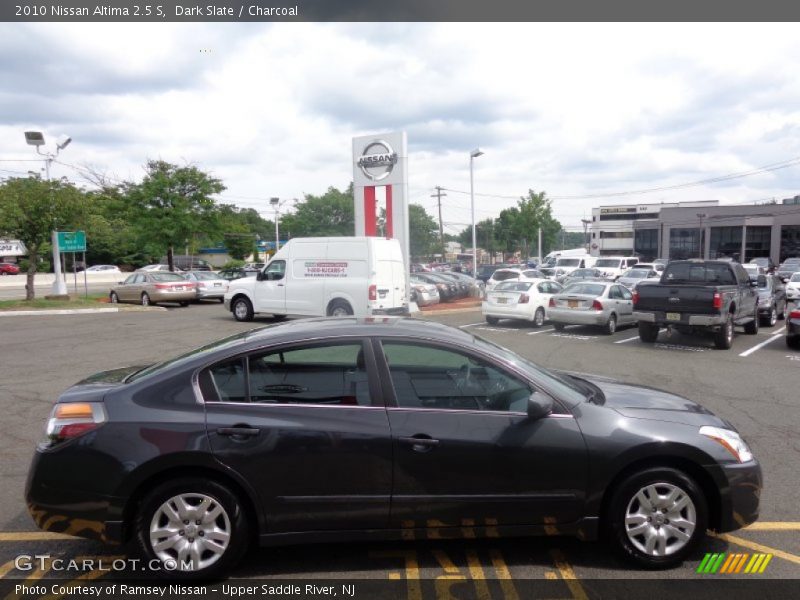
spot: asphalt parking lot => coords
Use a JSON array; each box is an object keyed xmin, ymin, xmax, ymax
[{"xmin": 0, "ymin": 304, "xmax": 798, "ymax": 598}]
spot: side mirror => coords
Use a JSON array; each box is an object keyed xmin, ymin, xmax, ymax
[
  {"xmin": 527, "ymin": 392, "xmax": 553, "ymax": 420},
  {"xmin": 256, "ymin": 272, "xmax": 265, "ymax": 281}
]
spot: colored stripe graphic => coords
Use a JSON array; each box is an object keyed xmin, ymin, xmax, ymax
[{"xmin": 699, "ymin": 553, "xmax": 773, "ymax": 574}]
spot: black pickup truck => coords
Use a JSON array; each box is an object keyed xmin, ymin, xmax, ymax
[{"xmin": 632, "ymin": 260, "xmax": 760, "ymax": 349}]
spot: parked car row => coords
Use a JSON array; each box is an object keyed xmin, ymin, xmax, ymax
[{"xmin": 109, "ymin": 270, "xmax": 230, "ymax": 306}]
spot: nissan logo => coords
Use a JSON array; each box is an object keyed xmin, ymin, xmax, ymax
[{"xmin": 357, "ymin": 140, "xmax": 398, "ymax": 182}]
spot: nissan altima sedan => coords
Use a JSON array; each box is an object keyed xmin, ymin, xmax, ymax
[
  {"xmin": 26, "ymin": 318, "xmax": 761, "ymax": 578},
  {"xmin": 482, "ymin": 279, "xmax": 562, "ymax": 327},
  {"xmin": 548, "ymin": 281, "xmax": 636, "ymax": 334}
]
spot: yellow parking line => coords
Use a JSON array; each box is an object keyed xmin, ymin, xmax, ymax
[
  {"xmin": 745, "ymin": 522, "xmax": 800, "ymax": 531},
  {"xmin": 550, "ymin": 550, "xmax": 588, "ymax": 600},
  {"xmin": 0, "ymin": 560, "xmax": 17, "ymax": 579},
  {"xmin": 713, "ymin": 533, "xmax": 800, "ymax": 566},
  {"xmin": 0, "ymin": 532, "xmax": 76, "ymax": 542}
]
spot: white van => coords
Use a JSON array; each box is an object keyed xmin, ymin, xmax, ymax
[
  {"xmin": 224, "ymin": 237, "xmax": 407, "ymax": 321},
  {"xmin": 552, "ymin": 254, "xmax": 597, "ymax": 279},
  {"xmin": 592, "ymin": 256, "xmax": 641, "ymax": 280}
]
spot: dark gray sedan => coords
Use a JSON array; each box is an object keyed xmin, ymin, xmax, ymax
[{"xmin": 26, "ymin": 318, "xmax": 760, "ymax": 578}]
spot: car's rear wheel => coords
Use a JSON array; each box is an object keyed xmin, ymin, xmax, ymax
[
  {"xmin": 714, "ymin": 313, "xmax": 734, "ymax": 349},
  {"xmin": 604, "ymin": 314, "xmax": 617, "ymax": 335},
  {"xmin": 533, "ymin": 307, "xmax": 545, "ymax": 328},
  {"xmin": 607, "ymin": 467, "xmax": 707, "ymax": 569},
  {"xmin": 761, "ymin": 305, "xmax": 777, "ymax": 328},
  {"xmin": 179, "ymin": 301, "xmax": 190, "ymax": 307},
  {"xmin": 135, "ymin": 478, "xmax": 248, "ymax": 579},
  {"xmin": 553, "ymin": 322, "xmax": 566, "ymax": 331},
  {"xmin": 745, "ymin": 306, "xmax": 760, "ymax": 334},
  {"xmin": 638, "ymin": 321, "xmax": 659, "ymax": 343},
  {"xmin": 141, "ymin": 293, "xmax": 151, "ymax": 307},
  {"xmin": 486, "ymin": 316, "xmax": 500, "ymax": 325},
  {"xmin": 109, "ymin": 292, "xmax": 119, "ymax": 304},
  {"xmin": 788, "ymin": 335, "xmax": 800, "ymax": 350},
  {"xmin": 327, "ymin": 299, "xmax": 353, "ymax": 317},
  {"xmin": 231, "ymin": 297, "xmax": 254, "ymax": 322}
]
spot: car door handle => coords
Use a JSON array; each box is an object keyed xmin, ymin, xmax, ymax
[
  {"xmin": 398, "ymin": 436, "xmax": 440, "ymax": 452},
  {"xmin": 216, "ymin": 427, "xmax": 260, "ymax": 438}
]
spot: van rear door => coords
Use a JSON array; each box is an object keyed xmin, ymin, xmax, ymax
[{"xmin": 373, "ymin": 240, "xmax": 406, "ymax": 311}]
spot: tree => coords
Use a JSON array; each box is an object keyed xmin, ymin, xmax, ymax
[
  {"xmin": 124, "ymin": 160, "xmax": 225, "ymax": 271},
  {"xmin": 0, "ymin": 176, "xmax": 86, "ymax": 299},
  {"xmin": 408, "ymin": 204, "xmax": 439, "ymax": 259},
  {"xmin": 281, "ymin": 185, "xmax": 355, "ymax": 238}
]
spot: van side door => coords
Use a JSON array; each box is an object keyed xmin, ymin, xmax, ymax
[{"xmin": 255, "ymin": 260, "xmax": 287, "ymax": 315}]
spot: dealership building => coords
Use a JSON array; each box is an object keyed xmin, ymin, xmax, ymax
[{"xmin": 590, "ymin": 200, "xmax": 800, "ymax": 263}]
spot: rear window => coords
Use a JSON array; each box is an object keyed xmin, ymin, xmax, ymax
[
  {"xmin": 556, "ymin": 258, "xmax": 580, "ymax": 267},
  {"xmin": 663, "ymin": 263, "xmax": 736, "ymax": 285},
  {"xmin": 625, "ymin": 269, "xmax": 650, "ymax": 278},
  {"xmin": 150, "ymin": 273, "xmax": 186, "ymax": 282},
  {"xmin": 594, "ymin": 259, "xmax": 621, "ymax": 268},
  {"xmin": 791, "ymin": 274, "xmax": 800, "ymax": 282},
  {"xmin": 562, "ymin": 283, "xmax": 606, "ymax": 296},
  {"xmin": 495, "ymin": 282, "xmax": 533, "ymax": 292}
]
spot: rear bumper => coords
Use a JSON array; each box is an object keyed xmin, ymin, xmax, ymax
[
  {"xmin": 482, "ymin": 302, "xmax": 535, "ymax": 321},
  {"xmin": 371, "ymin": 306, "xmax": 409, "ymax": 316},
  {"xmin": 633, "ymin": 311, "xmax": 724, "ymax": 326},
  {"xmin": 150, "ymin": 290, "xmax": 196, "ymax": 303},
  {"xmin": 548, "ymin": 308, "xmax": 607, "ymax": 326}
]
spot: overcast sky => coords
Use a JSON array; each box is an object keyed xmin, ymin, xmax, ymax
[{"xmin": 2, "ymin": 22, "xmax": 800, "ymax": 234}]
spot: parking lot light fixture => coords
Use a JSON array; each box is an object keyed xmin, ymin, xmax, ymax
[{"xmin": 470, "ymin": 148, "xmax": 484, "ymax": 275}]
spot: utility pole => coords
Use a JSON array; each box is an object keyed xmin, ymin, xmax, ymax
[
  {"xmin": 432, "ymin": 186, "xmax": 446, "ymax": 261},
  {"xmin": 538, "ymin": 227, "xmax": 542, "ymax": 265},
  {"xmin": 581, "ymin": 219, "xmax": 591, "ymax": 253}
]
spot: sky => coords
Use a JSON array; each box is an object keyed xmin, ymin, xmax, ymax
[{"xmin": 2, "ymin": 22, "xmax": 800, "ymax": 235}]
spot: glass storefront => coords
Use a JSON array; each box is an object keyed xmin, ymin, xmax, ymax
[
  {"xmin": 669, "ymin": 228, "xmax": 700, "ymax": 260},
  {"xmin": 709, "ymin": 226, "xmax": 742, "ymax": 260},
  {"xmin": 744, "ymin": 226, "xmax": 771, "ymax": 263},
  {"xmin": 781, "ymin": 225, "xmax": 800, "ymax": 261},
  {"xmin": 634, "ymin": 229, "xmax": 659, "ymax": 261}
]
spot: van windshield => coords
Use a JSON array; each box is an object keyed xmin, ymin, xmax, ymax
[
  {"xmin": 556, "ymin": 258, "xmax": 580, "ymax": 267},
  {"xmin": 594, "ymin": 259, "xmax": 621, "ymax": 268}
]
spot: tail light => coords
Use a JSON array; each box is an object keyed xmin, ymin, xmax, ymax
[
  {"xmin": 154, "ymin": 283, "xmax": 171, "ymax": 289},
  {"xmin": 790, "ymin": 310, "xmax": 800, "ymax": 320},
  {"xmin": 368, "ymin": 284, "xmax": 377, "ymax": 301},
  {"xmin": 632, "ymin": 290, "xmax": 639, "ymax": 305},
  {"xmin": 518, "ymin": 293, "xmax": 530, "ymax": 304},
  {"xmin": 549, "ymin": 298, "xmax": 555, "ymax": 308},
  {"xmin": 45, "ymin": 402, "xmax": 106, "ymax": 446},
  {"xmin": 592, "ymin": 299, "xmax": 603, "ymax": 311},
  {"xmin": 712, "ymin": 292, "xmax": 722, "ymax": 309}
]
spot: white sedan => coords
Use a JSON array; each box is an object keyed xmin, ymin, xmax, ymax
[
  {"xmin": 786, "ymin": 272, "xmax": 800, "ymax": 302},
  {"xmin": 482, "ymin": 279, "xmax": 563, "ymax": 327},
  {"xmin": 84, "ymin": 264, "xmax": 121, "ymax": 273}
]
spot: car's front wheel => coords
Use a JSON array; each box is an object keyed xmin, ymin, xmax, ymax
[
  {"xmin": 231, "ymin": 297, "xmax": 254, "ymax": 322},
  {"xmin": 607, "ymin": 467, "xmax": 707, "ymax": 569},
  {"xmin": 485, "ymin": 315, "xmax": 499, "ymax": 325},
  {"xmin": 135, "ymin": 478, "xmax": 248, "ymax": 579}
]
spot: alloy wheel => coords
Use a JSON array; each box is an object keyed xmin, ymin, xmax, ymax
[
  {"xmin": 624, "ymin": 482, "xmax": 696, "ymax": 557},
  {"xmin": 149, "ymin": 493, "xmax": 231, "ymax": 572}
]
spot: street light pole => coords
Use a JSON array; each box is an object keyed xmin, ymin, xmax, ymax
[
  {"xmin": 697, "ymin": 212, "xmax": 707, "ymax": 259},
  {"xmin": 24, "ymin": 131, "xmax": 71, "ymax": 297},
  {"xmin": 469, "ymin": 148, "xmax": 484, "ymax": 276},
  {"xmin": 270, "ymin": 197, "xmax": 282, "ymax": 256}
]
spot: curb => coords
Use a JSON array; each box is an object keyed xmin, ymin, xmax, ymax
[
  {"xmin": 419, "ymin": 306, "xmax": 482, "ymax": 316},
  {"xmin": 0, "ymin": 306, "xmax": 167, "ymax": 317}
]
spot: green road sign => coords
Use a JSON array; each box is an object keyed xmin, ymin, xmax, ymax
[{"xmin": 57, "ymin": 231, "xmax": 86, "ymax": 253}]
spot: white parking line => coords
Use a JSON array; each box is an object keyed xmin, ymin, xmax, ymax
[
  {"xmin": 739, "ymin": 333, "xmax": 784, "ymax": 357},
  {"xmin": 527, "ymin": 327, "xmax": 555, "ymax": 335},
  {"xmin": 458, "ymin": 322, "xmax": 484, "ymax": 328},
  {"xmin": 476, "ymin": 327, "xmax": 519, "ymax": 332},
  {"xmin": 614, "ymin": 335, "xmax": 640, "ymax": 344}
]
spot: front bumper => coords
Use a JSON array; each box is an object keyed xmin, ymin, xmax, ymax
[{"xmin": 714, "ymin": 459, "xmax": 763, "ymax": 533}]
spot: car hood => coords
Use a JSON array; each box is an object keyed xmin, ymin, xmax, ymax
[{"xmin": 566, "ymin": 372, "xmax": 730, "ymax": 428}]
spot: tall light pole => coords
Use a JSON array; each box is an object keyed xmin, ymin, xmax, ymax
[
  {"xmin": 269, "ymin": 197, "xmax": 283, "ymax": 256},
  {"xmin": 24, "ymin": 131, "xmax": 71, "ymax": 297},
  {"xmin": 697, "ymin": 212, "xmax": 707, "ymax": 259},
  {"xmin": 469, "ymin": 148, "xmax": 484, "ymax": 275}
]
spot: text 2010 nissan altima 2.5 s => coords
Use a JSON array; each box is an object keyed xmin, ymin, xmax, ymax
[{"xmin": 26, "ymin": 318, "xmax": 761, "ymax": 578}]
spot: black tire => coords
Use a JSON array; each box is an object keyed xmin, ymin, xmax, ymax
[
  {"xmin": 179, "ymin": 301, "xmax": 190, "ymax": 307},
  {"xmin": 272, "ymin": 314, "xmax": 288, "ymax": 321},
  {"xmin": 745, "ymin": 306, "xmax": 760, "ymax": 334},
  {"xmin": 605, "ymin": 467, "xmax": 707, "ymax": 569},
  {"xmin": 759, "ymin": 305, "xmax": 776, "ymax": 328},
  {"xmin": 109, "ymin": 292, "xmax": 119, "ymax": 304},
  {"xmin": 486, "ymin": 315, "xmax": 500, "ymax": 325},
  {"xmin": 141, "ymin": 293, "xmax": 151, "ymax": 307},
  {"xmin": 231, "ymin": 297, "xmax": 254, "ymax": 322},
  {"xmin": 134, "ymin": 478, "xmax": 249, "ymax": 580},
  {"xmin": 218, "ymin": 298, "xmax": 225, "ymax": 304},
  {"xmin": 604, "ymin": 314, "xmax": 617, "ymax": 335},
  {"xmin": 327, "ymin": 299, "xmax": 353, "ymax": 317},
  {"xmin": 532, "ymin": 307, "xmax": 545, "ymax": 328},
  {"xmin": 788, "ymin": 336, "xmax": 800, "ymax": 350},
  {"xmin": 638, "ymin": 321, "xmax": 659, "ymax": 343},
  {"xmin": 714, "ymin": 313, "xmax": 734, "ymax": 349},
  {"xmin": 553, "ymin": 322, "xmax": 566, "ymax": 331}
]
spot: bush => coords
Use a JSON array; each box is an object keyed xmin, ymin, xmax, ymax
[
  {"xmin": 17, "ymin": 258, "xmax": 51, "ymax": 272},
  {"xmin": 222, "ymin": 259, "xmax": 245, "ymax": 270}
]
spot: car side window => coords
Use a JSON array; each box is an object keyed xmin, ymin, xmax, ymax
[
  {"xmin": 248, "ymin": 342, "xmax": 370, "ymax": 406},
  {"xmin": 265, "ymin": 260, "xmax": 286, "ymax": 281},
  {"xmin": 537, "ymin": 282, "xmax": 549, "ymax": 294},
  {"xmin": 609, "ymin": 286, "xmax": 622, "ymax": 299},
  {"xmin": 205, "ymin": 357, "xmax": 247, "ymax": 403},
  {"xmin": 134, "ymin": 274, "xmax": 146, "ymax": 284},
  {"xmin": 124, "ymin": 274, "xmax": 137, "ymax": 284},
  {"xmin": 381, "ymin": 342, "xmax": 532, "ymax": 413},
  {"xmin": 619, "ymin": 286, "xmax": 633, "ymax": 300}
]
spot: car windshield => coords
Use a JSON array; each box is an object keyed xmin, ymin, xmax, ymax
[
  {"xmin": 792, "ymin": 274, "xmax": 800, "ymax": 282},
  {"xmin": 594, "ymin": 259, "xmax": 621, "ymax": 268},
  {"xmin": 150, "ymin": 273, "xmax": 186, "ymax": 282},
  {"xmin": 471, "ymin": 335, "xmax": 586, "ymax": 405},
  {"xmin": 624, "ymin": 269, "xmax": 650, "ymax": 278},
  {"xmin": 556, "ymin": 258, "xmax": 580, "ymax": 267},
  {"xmin": 562, "ymin": 283, "xmax": 606, "ymax": 296},
  {"xmin": 493, "ymin": 270, "xmax": 520, "ymax": 281},
  {"xmin": 495, "ymin": 282, "xmax": 533, "ymax": 292}
]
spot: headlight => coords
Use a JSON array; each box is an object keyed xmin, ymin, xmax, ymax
[{"xmin": 699, "ymin": 426, "xmax": 754, "ymax": 463}]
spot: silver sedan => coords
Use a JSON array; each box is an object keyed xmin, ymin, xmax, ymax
[
  {"xmin": 183, "ymin": 271, "xmax": 229, "ymax": 302},
  {"xmin": 547, "ymin": 281, "xmax": 635, "ymax": 334}
]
